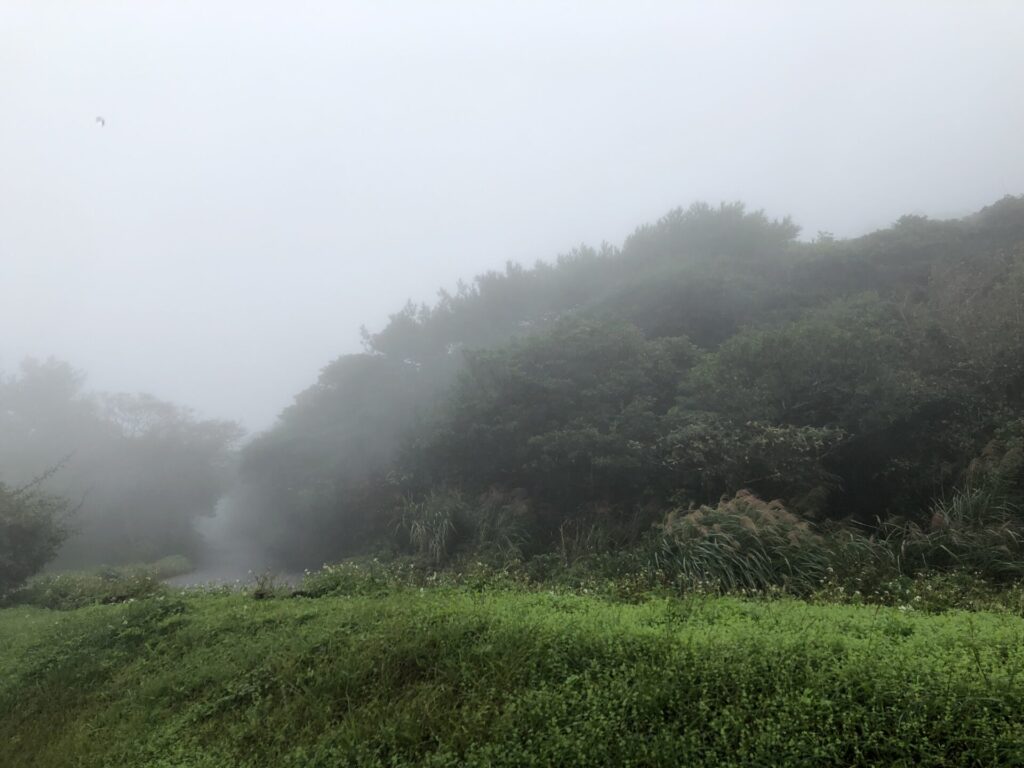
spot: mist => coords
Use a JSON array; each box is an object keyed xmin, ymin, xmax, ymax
[
  {"xmin": 3, "ymin": 1, "xmax": 1022, "ymax": 431},
  {"xmin": 5, "ymin": 8, "xmax": 1024, "ymax": 760}
]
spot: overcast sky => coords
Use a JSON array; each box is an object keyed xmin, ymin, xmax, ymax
[{"xmin": 2, "ymin": 1, "xmax": 1022, "ymax": 431}]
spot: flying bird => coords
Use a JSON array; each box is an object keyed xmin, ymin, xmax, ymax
[{"xmin": 95, "ymin": 116, "xmax": 106, "ymax": 127}]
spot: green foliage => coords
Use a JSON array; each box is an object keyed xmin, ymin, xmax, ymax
[
  {"xmin": 651, "ymin": 491, "xmax": 833, "ymax": 592},
  {"xmin": 690, "ymin": 295, "xmax": 933, "ymax": 430},
  {"xmin": 414, "ymin": 318, "xmax": 698, "ymax": 523},
  {"xmin": 812, "ymin": 570, "xmax": 1024, "ymax": 615},
  {"xmin": 465, "ymin": 488, "xmax": 532, "ymax": 563},
  {"xmin": 882, "ymin": 481, "xmax": 1024, "ymax": 581},
  {"xmin": 0, "ymin": 479, "xmax": 68, "ymax": 595},
  {"xmin": 298, "ymin": 559, "xmax": 402, "ymax": 597},
  {"xmin": 624, "ymin": 201, "xmax": 801, "ymax": 262},
  {"xmin": 395, "ymin": 488, "xmax": 466, "ymax": 565},
  {"xmin": 392, "ymin": 487, "xmax": 532, "ymax": 566},
  {"xmin": 646, "ymin": 480, "xmax": 1024, "ymax": 594},
  {"xmin": 968, "ymin": 422, "xmax": 1024, "ymax": 500},
  {"xmin": 2, "ymin": 558, "xmax": 190, "ymax": 610},
  {"xmin": 147, "ymin": 555, "xmax": 195, "ymax": 580},
  {"xmin": 662, "ymin": 413, "xmax": 843, "ymax": 508},
  {"xmin": 4, "ymin": 588, "xmax": 1024, "ymax": 766},
  {"xmin": 233, "ymin": 195, "xmax": 1024, "ymax": 565}
]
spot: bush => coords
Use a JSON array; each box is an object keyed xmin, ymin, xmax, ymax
[
  {"xmin": 882, "ymin": 478, "xmax": 1024, "ymax": 581},
  {"xmin": 298, "ymin": 558, "xmax": 427, "ymax": 597},
  {"xmin": 467, "ymin": 488, "xmax": 532, "ymax": 563},
  {"xmin": 4, "ymin": 564, "xmax": 170, "ymax": 610},
  {"xmin": 0, "ymin": 479, "xmax": 69, "ymax": 596},
  {"xmin": 651, "ymin": 490, "xmax": 832, "ymax": 592},
  {"xmin": 394, "ymin": 488, "xmax": 467, "ymax": 565},
  {"xmin": 819, "ymin": 524, "xmax": 898, "ymax": 590}
]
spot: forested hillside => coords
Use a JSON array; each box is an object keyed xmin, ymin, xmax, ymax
[{"xmin": 237, "ymin": 198, "xmax": 1024, "ymax": 572}]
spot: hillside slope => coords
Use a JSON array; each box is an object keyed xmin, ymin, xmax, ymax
[
  {"xmin": 236, "ymin": 198, "xmax": 1024, "ymax": 567},
  {"xmin": 4, "ymin": 588, "xmax": 1024, "ymax": 767}
]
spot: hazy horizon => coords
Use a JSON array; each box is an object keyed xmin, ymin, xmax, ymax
[{"xmin": 3, "ymin": 1, "xmax": 1022, "ymax": 431}]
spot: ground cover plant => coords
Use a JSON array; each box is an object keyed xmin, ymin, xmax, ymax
[
  {"xmin": 1, "ymin": 556, "xmax": 192, "ymax": 611},
  {"xmin": 3, "ymin": 584, "xmax": 1024, "ymax": 767}
]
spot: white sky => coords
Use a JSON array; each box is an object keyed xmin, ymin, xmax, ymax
[{"xmin": 2, "ymin": 1, "xmax": 1022, "ymax": 431}]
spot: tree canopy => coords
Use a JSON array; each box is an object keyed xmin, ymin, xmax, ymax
[{"xmin": 235, "ymin": 196, "xmax": 1024, "ymax": 566}]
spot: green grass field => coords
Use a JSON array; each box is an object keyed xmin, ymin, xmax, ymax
[{"xmin": 3, "ymin": 587, "xmax": 1024, "ymax": 767}]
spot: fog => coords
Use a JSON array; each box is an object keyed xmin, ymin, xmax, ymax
[{"xmin": 2, "ymin": 1, "xmax": 1023, "ymax": 431}]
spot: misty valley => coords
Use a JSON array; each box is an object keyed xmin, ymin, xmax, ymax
[{"xmin": 4, "ymin": 198, "xmax": 1024, "ymax": 765}]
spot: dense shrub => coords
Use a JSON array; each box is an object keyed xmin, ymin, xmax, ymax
[
  {"xmin": 661, "ymin": 413, "xmax": 843, "ymax": 510},
  {"xmin": 229, "ymin": 198, "xmax": 1024, "ymax": 567},
  {"xmin": 651, "ymin": 490, "xmax": 833, "ymax": 592}
]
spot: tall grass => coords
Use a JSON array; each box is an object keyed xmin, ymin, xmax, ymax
[
  {"xmin": 882, "ymin": 479, "xmax": 1024, "ymax": 580},
  {"xmin": 395, "ymin": 488, "xmax": 535, "ymax": 566},
  {"xmin": 651, "ymin": 490, "xmax": 833, "ymax": 592},
  {"xmin": 395, "ymin": 489, "xmax": 464, "ymax": 565},
  {"xmin": 393, "ymin": 468, "xmax": 1024, "ymax": 595},
  {"xmin": 468, "ymin": 488, "xmax": 531, "ymax": 563},
  {"xmin": 646, "ymin": 479, "xmax": 1024, "ymax": 594}
]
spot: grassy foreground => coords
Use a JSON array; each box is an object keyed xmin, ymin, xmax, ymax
[{"xmin": 3, "ymin": 588, "xmax": 1024, "ymax": 767}]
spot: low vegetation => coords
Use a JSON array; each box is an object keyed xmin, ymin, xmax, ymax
[
  {"xmin": 1, "ymin": 556, "xmax": 192, "ymax": 611},
  {"xmin": 3, "ymin": 582, "xmax": 1024, "ymax": 767}
]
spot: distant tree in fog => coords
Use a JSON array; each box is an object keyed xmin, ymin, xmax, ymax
[
  {"xmin": 0, "ymin": 475, "xmax": 68, "ymax": 594},
  {"xmin": 0, "ymin": 359, "xmax": 243, "ymax": 566}
]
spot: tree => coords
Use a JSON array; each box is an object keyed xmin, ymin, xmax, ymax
[
  {"xmin": 232, "ymin": 195, "xmax": 1024, "ymax": 561},
  {"xmin": 409, "ymin": 319, "xmax": 699, "ymax": 543},
  {"xmin": 0, "ymin": 478, "xmax": 68, "ymax": 595},
  {"xmin": 0, "ymin": 359, "xmax": 243, "ymax": 566}
]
